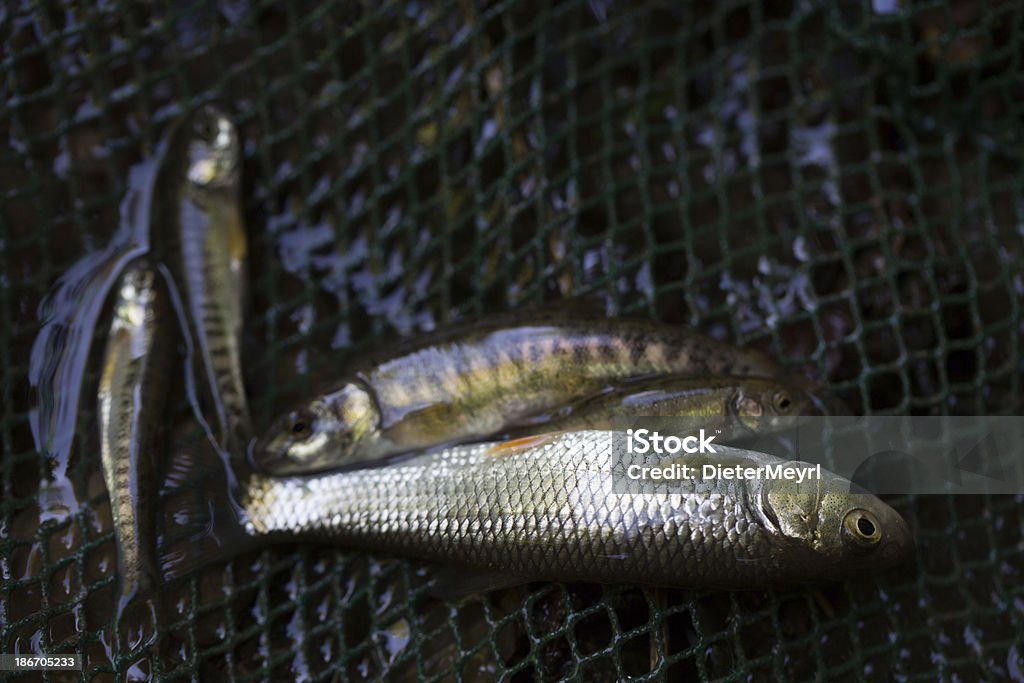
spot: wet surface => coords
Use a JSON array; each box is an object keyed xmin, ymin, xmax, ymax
[{"xmin": 3, "ymin": 0, "xmax": 1024, "ymax": 681}]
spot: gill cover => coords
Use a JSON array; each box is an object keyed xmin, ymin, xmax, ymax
[
  {"xmin": 758, "ymin": 461, "xmax": 913, "ymax": 576},
  {"xmin": 256, "ymin": 381, "xmax": 379, "ymax": 474}
]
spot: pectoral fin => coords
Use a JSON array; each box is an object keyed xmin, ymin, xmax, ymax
[{"xmin": 487, "ymin": 433, "xmax": 564, "ymax": 458}]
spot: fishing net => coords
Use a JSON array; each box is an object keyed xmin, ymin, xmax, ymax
[{"xmin": 3, "ymin": 0, "xmax": 1023, "ymax": 680}]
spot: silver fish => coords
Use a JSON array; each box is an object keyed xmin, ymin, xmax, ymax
[
  {"xmin": 98, "ymin": 262, "xmax": 172, "ymax": 611},
  {"xmin": 164, "ymin": 430, "xmax": 912, "ymax": 590}
]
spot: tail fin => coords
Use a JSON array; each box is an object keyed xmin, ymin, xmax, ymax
[{"xmin": 155, "ymin": 424, "xmax": 258, "ymax": 581}]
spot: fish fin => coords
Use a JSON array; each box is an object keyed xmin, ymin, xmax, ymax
[
  {"xmin": 429, "ymin": 567, "xmax": 530, "ymax": 602},
  {"xmin": 384, "ymin": 401, "xmax": 457, "ymax": 439},
  {"xmin": 156, "ymin": 264, "xmax": 224, "ymax": 448},
  {"xmin": 155, "ymin": 427, "xmax": 258, "ymax": 582},
  {"xmin": 487, "ymin": 432, "xmax": 564, "ymax": 457},
  {"xmin": 112, "ymin": 591, "xmax": 158, "ymax": 655},
  {"xmin": 114, "ymin": 559, "xmax": 161, "ymax": 627}
]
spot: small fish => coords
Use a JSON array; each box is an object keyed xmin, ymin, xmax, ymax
[
  {"xmin": 98, "ymin": 262, "xmax": 173, "ymax": 613},
  {"xmin": 162, "ymin": 431, "xmax": 912, "ymax": 590},
  {"xmin": 514, "ymin": 375, "xmax": 822, "ymax": 434},
  {"xmin": 156, "ymin": 106, "xmax": 251, "ymax": 449},
  {"xmin": 255, "ymin": 313, "xmax": 784, "ymax": 474}
]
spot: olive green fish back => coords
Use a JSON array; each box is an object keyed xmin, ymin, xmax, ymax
[{"xmin": 2, "ymin": 1, "xmax": 1022, "ymax": 681}]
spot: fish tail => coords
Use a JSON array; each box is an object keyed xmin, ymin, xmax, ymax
[
  {"xmin": 155, "ymin": 430, "xmax": 257, "ymax": 581},
  {"xmin": 112, "ymin": 511, "xmax": 161, "ymax": 618},
  {"xmin": 114, "ymin": 572, "xmax": 155, "ymax": 626}
]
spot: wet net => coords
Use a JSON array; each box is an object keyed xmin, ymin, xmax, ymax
[{"xmin": 3, "ymin": 0, "xmax": 1024, "ymax": 680}]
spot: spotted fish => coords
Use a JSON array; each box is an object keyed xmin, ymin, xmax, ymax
[{"xmin": 255, "ymin": 313, "xmax": 783, "ymax": 474}]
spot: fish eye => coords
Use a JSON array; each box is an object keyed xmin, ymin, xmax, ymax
[
  {"xmin": 843, "ymin": 509, "xmax": 882, "ymax": 548},
  {"xmin": 286, "ymin": 412, "xmax": 315, "ymax": 440},
  {"xmin": 773, "ymin": 391, "xmax": 793, "ymax": 413}
]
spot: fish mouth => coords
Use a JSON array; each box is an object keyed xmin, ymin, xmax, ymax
[
  {"xmin": 252, "ymin": 431, "xmax": 333, "ymax": 475},
  {"xmin": 250, "ymin": 432, "xmax": 292, "ymax": 474}
]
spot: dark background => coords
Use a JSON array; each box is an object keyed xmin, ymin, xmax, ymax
[{"xmin": 2, "ymin": 1, "xmax": 1023, "ymax": 680}]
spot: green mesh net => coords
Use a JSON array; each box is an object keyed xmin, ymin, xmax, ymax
[{"xmin": 3, "ymin": 0, "xmax": 1024, "ymax": 680}]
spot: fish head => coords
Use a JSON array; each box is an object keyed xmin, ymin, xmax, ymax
[
  {"xmin": 758, "ymin": 466, "xmax": 913, "ymax": 579},
  {"xmin": 186, "ymin": 106, "xmax": 240, "ymax": 189},
  {"xmin": 118, "ymin": 267, "xmax": 157, "ymax": 300},
  {"xmin": 255, "ymin": 382, "xmax": 379, "ymax": 474},
  {"xmin": 731, "ymin": 379, "xmax": 822, "ymax": 430},
  {"xmin": 112, "ymin": 267, "xmax": 159, "ymax": 330}
]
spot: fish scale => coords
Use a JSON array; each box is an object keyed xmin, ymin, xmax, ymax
[{"xmin": 182, "ymin": 207, "xmax": 248, "ymax": 430}]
